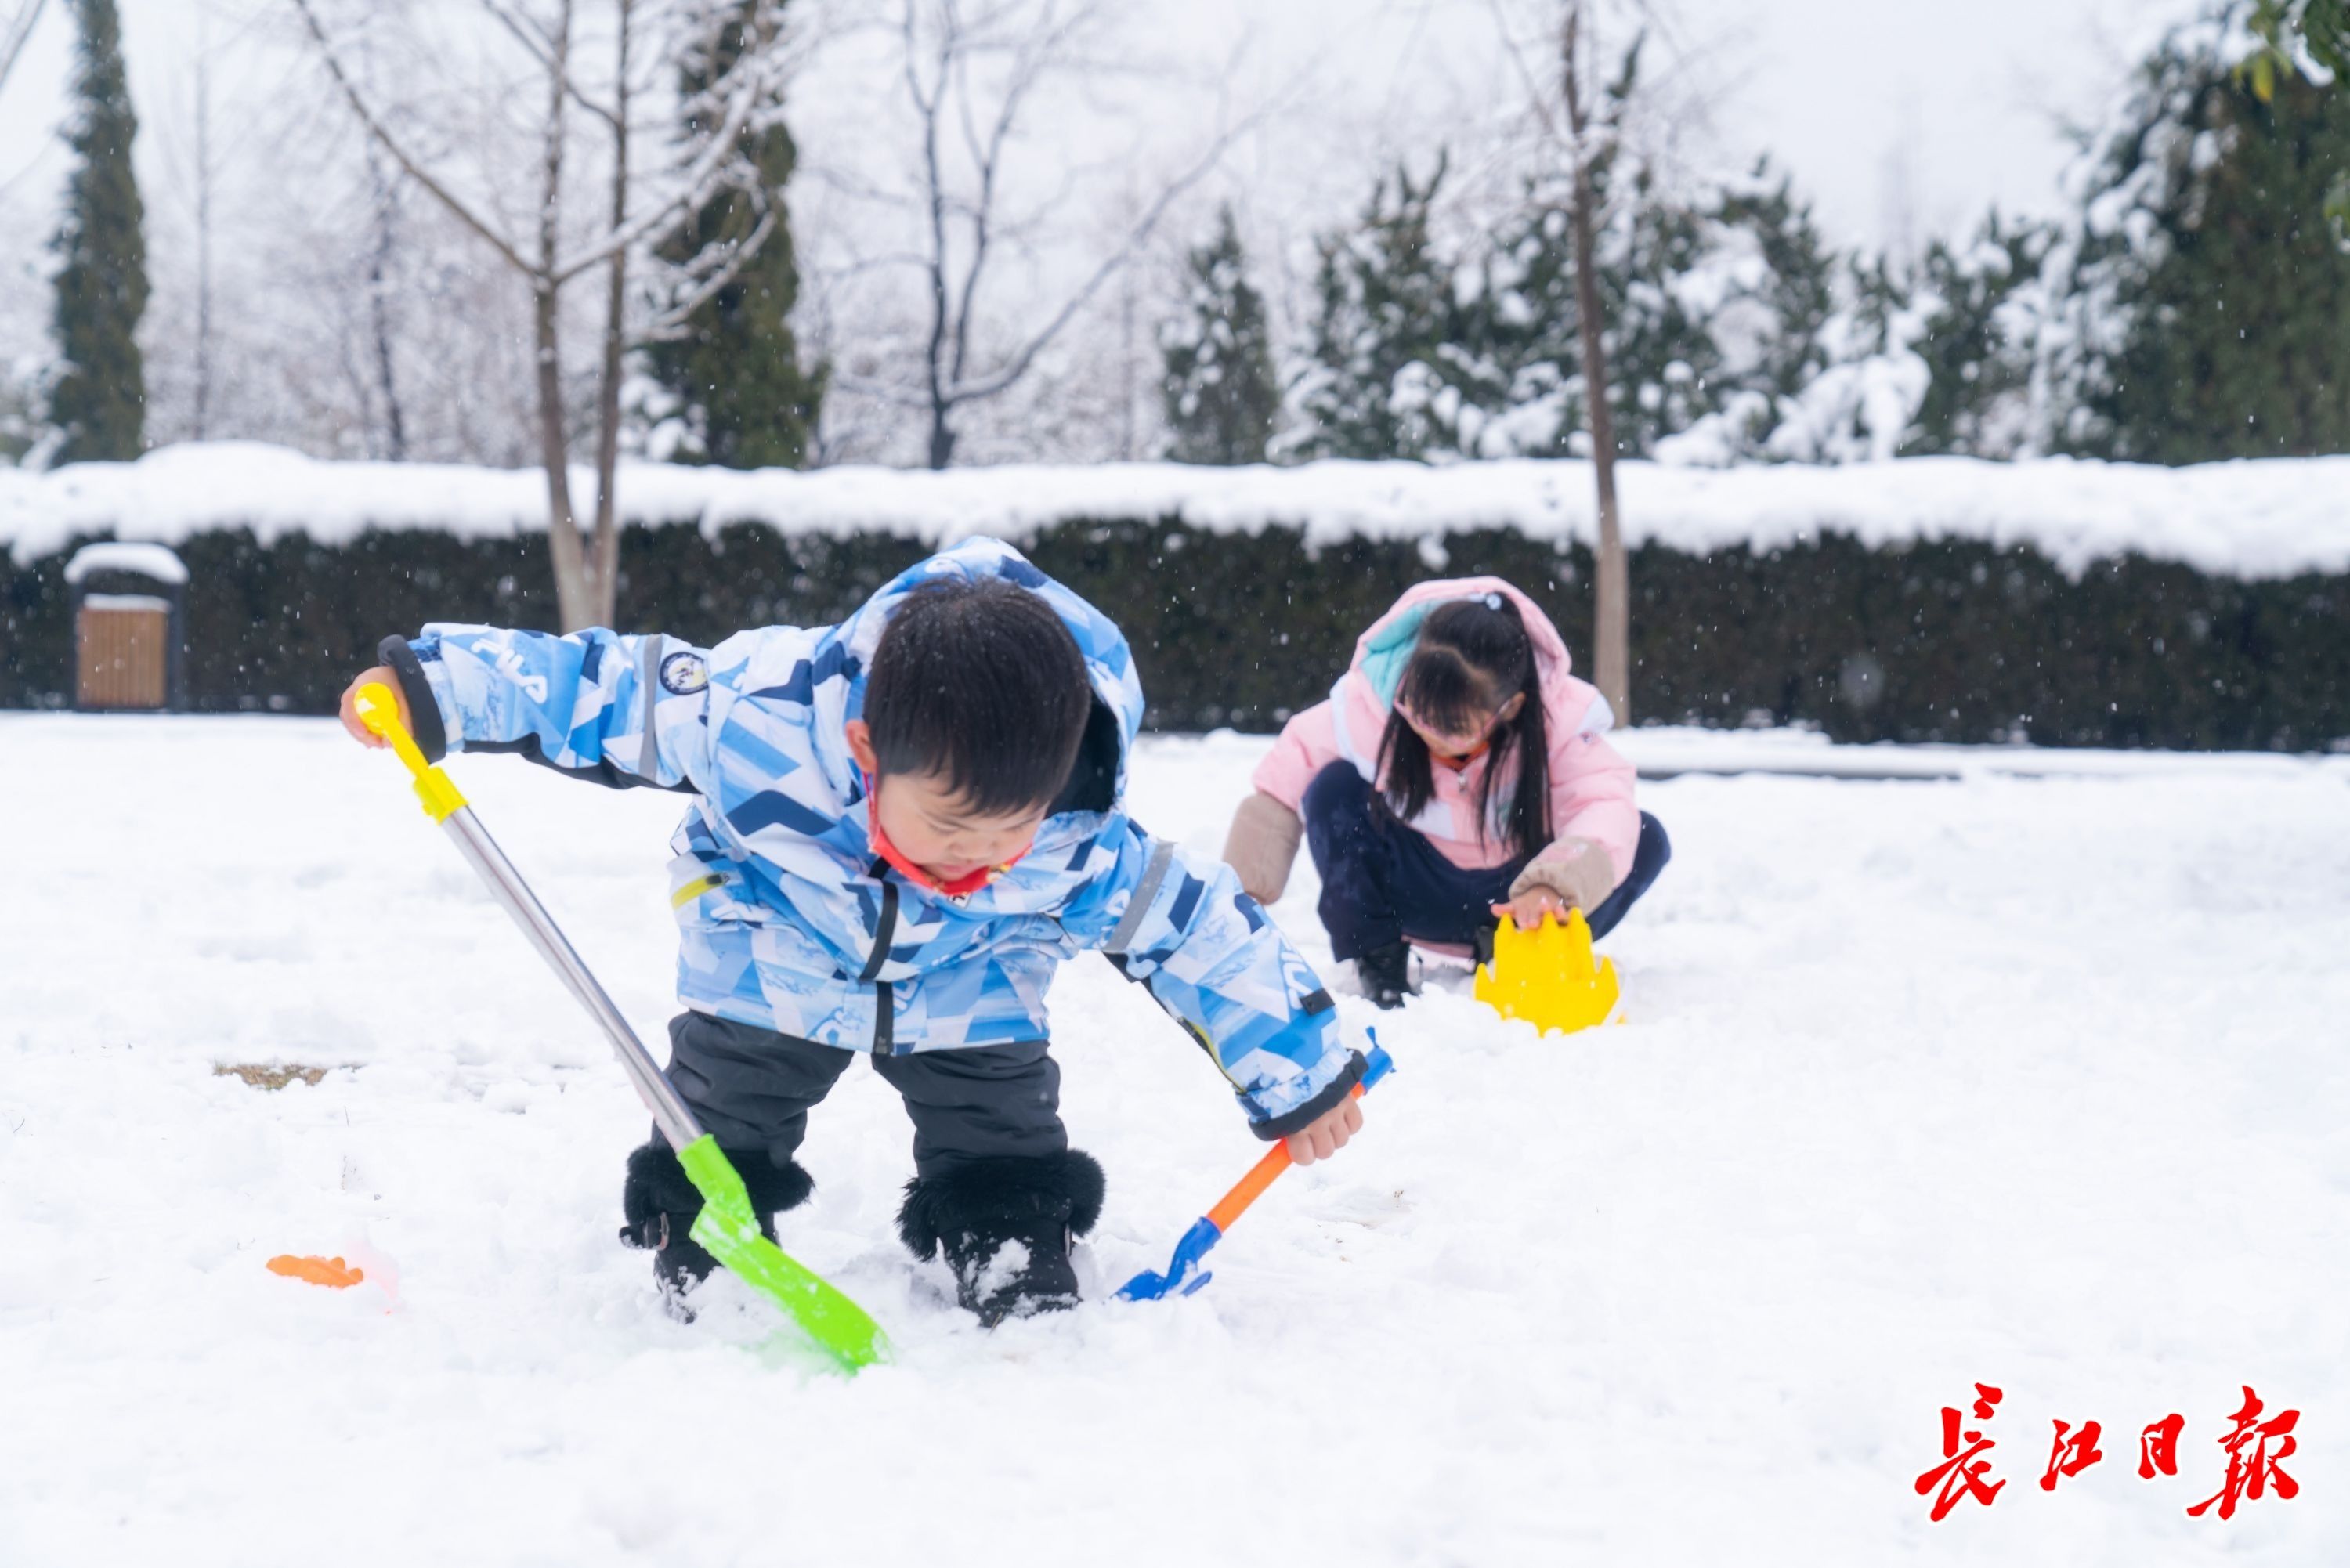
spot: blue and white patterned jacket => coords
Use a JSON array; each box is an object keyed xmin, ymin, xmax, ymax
[{"xmin": 384, "ymin": 538, "xmax": 1360, "ymax": 1136}]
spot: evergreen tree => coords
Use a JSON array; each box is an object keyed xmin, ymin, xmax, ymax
[
  {"xmin": 1713, "ymin": 170, "xmax": 1838, "ymax": 421},
  {"xmin": 1757, "ymin": 253, "xmax": 1932, "ymax": 463},
  {"xmin": 2247, "ymin": 0, "xmax": 2348, "ymax": 233},
  {"xmin": 1428, "ymin": 46, "xmax": 1732, "ymax": 464},
  {"xmin": 1159, "ymin": 205, "xmax": 1280, "ymax": 464},
  {"xmin": 1593, "ymin": 167, "xmax": 1738, "ymax": 457},
  {"xmin": 1905, "ymin": 213, "xmax": 2049, "ymax": 457},
  {"xmin": 642, "ymin": 1, "xmax": 822, "ymax": 469},
  {"xmin": 1286, "ymin": 158, "xmax": 1458, "ymax": 461},
  {"xmin": 1287, "ymin": 139, "xmax": 2020, "ymax": 470},
  {"xmin": 48, "ymin": 0, "xmax": 147, "ymax": 466},
  {"xmin": 2249, "ymin": 0, "xmax": 2350, "ymax": 94},
  {"xmin": 1439, "ymin": 197, "xmax": 1576, "ymax": 460},
  {"xmin": 1452, "ymin": 160, "xmax": 1731, "ymax": 461},
  {"xmin": 1451, "ymin": 155, "xmax": 1875, "ymax": 467},
  {"xmin": 2040, "ymin": 5, "xmax": 2350, "ymax": 462},
  {"xmin": 0, "ymin": 361, "xmax": 40, "ymax": 464}
]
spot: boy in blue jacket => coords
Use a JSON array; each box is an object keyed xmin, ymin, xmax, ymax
[{"xmin": 339, "ymin": 538, "xmax": 1366, "ymax": 1324}]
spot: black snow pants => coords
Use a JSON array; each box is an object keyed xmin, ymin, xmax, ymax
[{"xmin": 663, "ymin": 1010, "xmax": 1068, "ymax": 1181}]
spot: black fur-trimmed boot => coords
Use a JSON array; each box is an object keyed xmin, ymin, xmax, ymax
[
  {"xmin": 1356, "ymin": 940, "xmax": 1415, "ymax": 1010},
  {"xmin": 896, "ymin": 1150, "xmax": 1105, "ymax": 1327},
  {"xmin": 619, "ymin": 1137, "xmax": 814, "ymax": 1320}
]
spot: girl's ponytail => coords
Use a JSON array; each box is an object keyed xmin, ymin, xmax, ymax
[{"xmin": 1375, "ymin": 594, "xmax": 1551, "ymax": 858}]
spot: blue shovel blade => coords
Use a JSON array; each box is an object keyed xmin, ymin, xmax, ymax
[{"xmin": 1117, "ymin": 1216, "xmax": 1224, "ymax": 1302}]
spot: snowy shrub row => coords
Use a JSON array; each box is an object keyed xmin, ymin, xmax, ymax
[
  {"xmin": 4, "ymin": 462, "xmax": 2346, "ymax": 750},
  {"xmin": 7, "ymin": 442, "xmax": 2350, "ymax": 580}
]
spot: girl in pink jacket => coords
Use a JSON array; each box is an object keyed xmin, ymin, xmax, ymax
[{"xmin": 1222, "ymin": 577, "xmax": 1669, "ymax": 1007}]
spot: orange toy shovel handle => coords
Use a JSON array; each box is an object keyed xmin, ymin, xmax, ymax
[
  {"xmin": 1117, "ymin": 1040, "xmax": 1394, "ymax": 1302},
  {"xmin": 1205, "ymin": 1068, "xmax": 1377, "ymax": 1232}
]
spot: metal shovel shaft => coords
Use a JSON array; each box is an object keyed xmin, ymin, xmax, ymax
[{"xmin": 350, "ymin": 681, "xmax": 890, "ymax": 1368}]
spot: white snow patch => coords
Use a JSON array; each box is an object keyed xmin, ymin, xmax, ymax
[
  {"xmin": 972, "ymin": 1238, "xmax": 1031, "ymax": 1305},
  {"xmin": 61, "ymin": 539, "xmax": 189, "ymax": 586}
]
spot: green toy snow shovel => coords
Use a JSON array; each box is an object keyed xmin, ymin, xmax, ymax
[{"xmin": 353, "ymin": 681, "xmax": 891, "ymax": 1371}]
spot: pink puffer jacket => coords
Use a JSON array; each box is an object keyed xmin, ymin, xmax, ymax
[{"xmin": 1250, "ymin": 577, "xmax": 1639, "ymax": 887}]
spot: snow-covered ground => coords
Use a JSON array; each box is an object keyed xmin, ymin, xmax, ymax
[{"xmin": 2, "ymin": 717, "xmax": 2345, "ymax": 1566}]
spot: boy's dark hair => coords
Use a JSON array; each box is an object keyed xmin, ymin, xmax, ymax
[
  {"xmin": 1376, "ymin": 594, "xmax": 1552, "ymax": 857},
  {"xmin": 863, "ymin": 576, "xmax": 1093, "ymax": 814}
]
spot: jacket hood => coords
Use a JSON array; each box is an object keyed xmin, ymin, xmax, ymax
[
  {"xmin": 1346, "ymin": 576, "xmax": 1600, "ymax": 728},
  {"xmin": 820, "ymin": 537, "xmax": 1147, "ymax": 807}
]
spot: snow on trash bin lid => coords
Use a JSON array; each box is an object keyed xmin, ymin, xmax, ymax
[
  {"xmin": 80, "ymin": 592, "xmax": 173, "ymax": 613},
  {"xmin": 64, "ymin": 541, "xmax": 190, "ymax": 586}
]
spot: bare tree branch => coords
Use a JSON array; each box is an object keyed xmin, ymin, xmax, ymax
[
  {"xmin": 288, "ymin": 0, "xmax": 533, "ymax": 275},
  {"xmin": 945, "ymin": 99, "xmax": 1267, "ymax": 407},
  {"xmin": 830, "ymin": 368, "xmax": 948, "ymax": 410},
  {"xmin": 944, "ymin": 2, "xmax": 1087, "ymax": 392},
  {"xmin": 474, "ymin": 0, "xmax": 621, "ymax": 131},
  {"xmin": 801, "ymin": 158, "xmax": 927, "ymax": 209},
  {"xmin": 1483, "ymin": 0, "xmax": 1565, "ymax": 146},
  {"xmin": 631, "ymin": 202, "xmax": 778, "ymax": 343},
  {"xmin": 0, "ymin": 0, "xmax": 46, "ymax": 102},
  {"xmin": 548, "ymin": 0, "xmax": 782, "ymax": 283}
]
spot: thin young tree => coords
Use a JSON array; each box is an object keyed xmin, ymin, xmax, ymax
[
  {"xmin": 1485, "ymin": 0, "xmax": 1643, "ymax": 720},
  {"xmin": 829, "ymin": 0, "xmax": 1264, "ymax": 469},
  {"xmin": 291, "ymin": 0, "xmax": 801, "ymax": 630},
  {"xmin": 359, "ymin": 137, "xmax": 410, "ymax": 461},
  {"xmin": 1558, "ymin": 1, "xmax": 1630, "ymax": 721},
  {"xmin": 49, "ymin": 0, "xmax": 147, "ymax": 465}
]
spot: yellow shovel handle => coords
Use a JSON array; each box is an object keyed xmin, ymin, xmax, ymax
[{"xmin": 354, "ymin": 681, "xmax": 469, "ymax": 823}]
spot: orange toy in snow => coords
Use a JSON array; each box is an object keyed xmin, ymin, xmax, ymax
[{"xmin": 267, "ymin": 1254, "xmax": 366, "ymax": 1289}]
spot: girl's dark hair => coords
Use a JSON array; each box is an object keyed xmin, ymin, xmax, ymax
[
  {"xmin": 864, "ymin": 576, "xmax": 1093, "ymax": 814},
  {"xmin": 1376, "ymin": 594, "xmax": 1550, "ymax": 856}
]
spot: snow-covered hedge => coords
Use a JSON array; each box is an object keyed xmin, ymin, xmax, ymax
[
  {"xmin": 8, "ymin": 441, "xmax": 2350, "ymax": 580},
  {"xmin": 4, "ymin": 443, "xmax": 2348, "ymax": 748}
]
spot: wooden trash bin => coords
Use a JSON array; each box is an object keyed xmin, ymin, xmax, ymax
[
  {"xmin": 78, "ymin": 594, "xmax": 174, "ymax": 708},
  {"xmin": 65, "ymin": 542, "xmax": 189, "ymax": 712}
]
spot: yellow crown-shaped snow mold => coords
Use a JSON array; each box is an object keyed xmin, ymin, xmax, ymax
[{"xmin": 1473, "ymin": 906, "xmax": 1622, "ymax": 1035}]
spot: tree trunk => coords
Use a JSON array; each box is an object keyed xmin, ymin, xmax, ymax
[
  {"xmin": 536, "ymin": 1, "xmax": 591, "ymax": 631},
  {"xmin": 587, "ymin": 0, "xmax": 633, "ymax": 630},
  {"xmin": 364, "ymin": 143, "xmax": 407, "ymax": 461},
  {"xmin": 534, "ymin": 280, "xmax": 591, "ymax": 632},
  {"xmin": 916, "ymin": 39, "xmax": 954, "ymax": 471},
  {"xmin": 1563, "ymin": 4, "xmax": 1630, "ymax": 721},
  {"xmin": 193, "ymin": 28, "xmax": 213, "ymax": 441}
]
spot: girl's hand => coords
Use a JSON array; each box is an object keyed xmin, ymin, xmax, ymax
[
  {"xmin": 1491, "ymin": 887, "xmax": 1569, "ymax": 930},
  {"xmin": 338, "ymin": 667, "xmax": 407, "ymax": 748},
  {"xmin": 1285, "ymin": 1095, "xmax": 1364, "ymax": 1167}
]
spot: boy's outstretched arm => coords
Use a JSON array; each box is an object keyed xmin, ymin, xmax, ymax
[
  {"xmin": 1077, "ymin": 822, "xmax": 1368, "ymax": 1164},
  {"xmin": 338, "ymin": 624, "xmax": 716, "ymax": 792}
]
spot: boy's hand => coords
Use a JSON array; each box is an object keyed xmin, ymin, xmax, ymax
[
  {"xmin": 1285, "ymin": 1095, "xmax": 1363, "ymax": 1167},
  {"xmin": 1491, "ymin": 886, "xmax": 1568, "ymax": 930},
  {"xmin": 338, "ymin": 667, "xmax": 407, "ymax": 748}
]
